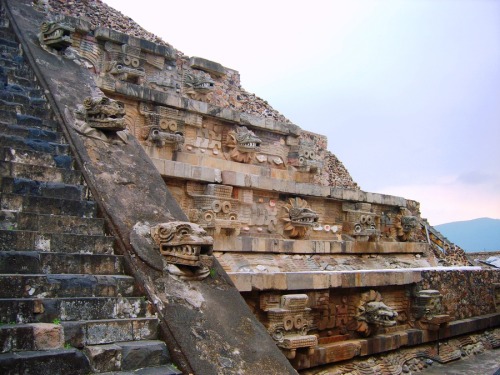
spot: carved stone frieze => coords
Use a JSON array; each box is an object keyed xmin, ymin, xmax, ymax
[
  {"xmin": 226, "ymin": 126, "xmax": 262, "ymax": 163},
  {"xmin": 72, "ymin": 95, "xmax": 129, "ymax": 144},
  {"xmin": 139, "ymin": 103, "xmax": 185, "ymax": 149},
  {"xmin": 188, "ymin": 184, "xmax": 242, "ymax": 236},
  {"xmin": 412, "ymin": 289, "xmax": 451, "ymax": 330},
  {"xmin": 262, "ymin": 294, "xmax": 317, "ymax": 359},
  {"xmin": 39, "ymin": 19, "xmax": 74, "ymax": 51},
  {"xmin": 351, "ymin": 290, "xmax": 398, "ymax": 337},
  {"xmin": 342, "ymin": 202, "xmax": 380, "ymax": 241},
  {"xmin": 183, "ymin": 71, "xmax": 215, "ymax": 100},
  {"xmin": 288, "ymin": 139, "xmax": 322, "ymax": 173},
  {"xmin": 282, "ymin": 197, "xmax": 319, "ymax": 239},
  {"xmin": 394, "ymin": 208, "xmax": 419, "ymax": 242}
]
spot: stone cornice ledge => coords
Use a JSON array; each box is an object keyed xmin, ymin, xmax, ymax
[
  {"xmin": 102, "ymin": 80, "xmax": 301, "ymax": 136},
  {"xmin": 230, "ymin": 267, "xmax": 481, "ymax": 292},
  {"xmin": 152, "ymin": 158, "xmax": 407, "ymax": 206}
]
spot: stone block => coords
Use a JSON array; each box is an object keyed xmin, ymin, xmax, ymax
[
  {"xmin": 286, "ymin": 273, "xmax": 329, "ymax": 290},
  {"xmin": 84, "ymin": 343, "xmax": 122, "ymax": 372},
  {"xmin": 252, "ymin": 273, "xmax": 287, "ymax": 291},
  {"xmin": 32, "ymin": 323, "xmax": 64, "ymax": 350},
  {"xmin": 119, "ymin": 340, "xmax": 169, "ymax": 370},
  {"xmin": 190, "ymin": 57, "xmax": 226, "ymax": 77}
]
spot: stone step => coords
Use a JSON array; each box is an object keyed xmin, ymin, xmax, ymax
[
  {"xmin": 0, "ymin": 88, "xmax": 46, "ymax": 108},
  {"xmin": 0, "ymin": 322, "xmax": 64, "ymax": 353},
  {"xmin": 0, "ymin": 42, "xmax": 19, "ymax": 57},
  {"xmin": 85, "ymin": 340, "xmax": 172, "ymax": 373},
  {"xmin": 0, "ymin": 274, "xmax": 138, "ymax": 299},
  {"xmin": 1, "ymin": 177, "xmax": 87, "ymax": 201},
  {"xmin": 0, "ymin": 161, "xmax": 82, "ymax": 184},
  {"xmin": 0, "ymin": 122, "xmax": 62, "ymax": 142},
  {"xmin": 0, "ymin": 229, "xmax": 114, "ymax": 253},
  {"xmin": 0, "ymin": 37, "xmax": 18, "ymax": 50},
  {"xmin": 1, "ymin": 192, "xmax": 96, "ymax": 217},
  {"xmin": 0, "ymin": 29, "xmax": 18, "ymax": 43},
  {"xmin": 98, "ymin": 364, "xmax": 182, "ymax": 375},
  {"xmin": 0, "ymin": 97, "xmax": 51, "ymax": 120},
  {"xmin": 0, "ymin": 296, "xmax": 151, "ymax": 324},
  {"xmin": 1, "ymin": 147, "xmax": 74, "ymax": 169},
  {"xmin": 0, "ymin": 55, "xmax": 25, "ymax": 70},
  {"xmin": 0, "ymin": 109, "xmax": 57, "ymax": 130},
  {"xmin": 0, "ymin": 211, "xmax": 106, "ymax": 236},
  {"xmin": 0, "ymin": 134, "xmax": 69, "ymax": 156},
  {"xmin": 0, "ymin": 348, "xmax": 91, "ymax": 375},
  {"xmin": 0, "ymin": 251, "xmax": 123, "ymax": 275},
  {"xmin": 63, "ymin": 317, "xmax": 159, "ymax": 347}
]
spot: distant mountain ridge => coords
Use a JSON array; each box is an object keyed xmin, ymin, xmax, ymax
[{"xmin": 435, "ymin": 217, "xmax": 500, "ymax": 252}]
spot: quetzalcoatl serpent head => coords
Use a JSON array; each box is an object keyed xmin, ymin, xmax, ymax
[{"xmin": 150, "ymin": 221, "xmax": 213, "ymax": 267}]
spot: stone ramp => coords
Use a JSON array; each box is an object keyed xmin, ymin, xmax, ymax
[
  {"xmin": 3, "ymin": 0, "xmax": 297, "ymax": 374},
  {"xmin": 0, "ymin": 5, "xmax": 180, "ymax": 374}
]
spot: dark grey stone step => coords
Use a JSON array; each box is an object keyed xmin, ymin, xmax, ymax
[
  {"xmin": 1, "ymin": 193, "xmax": 95, "ymax": 218},
  {"xmin": 0, "ymin": 322, "xmax": 64, "ymax": 352},
  {"xmin": 98, "ymin": 365, "xmax": 182, "ymax": 375},
  {"xmin": 0, "ymin": 37, "xmax": 18, "ymax": 50},
  {"xmin": 0, "ymin": 251, "xmax": 123, "ymax": 275},
  {"xmin": 0, "ymin": 122, "xmax": 61, "ymax": 142},
  {"xmin": 0, "ymin": 29, "xmax": 17, "ymax": 43},
  {"xmin": 0, "ymin": 274, "xmax": 138, "ymax": 299},
  {"xmin": 0, "ymin": 161, "xmax": 82, "ymax": 184},
  {"xmin": 0, "ymin": 43, "xmax": 19, "ymax": 57},
  {"xmin": 1, "ymin": 147, "xmax": 74, "ymax": 169},
  {"xmin": 0, "ymin": 229, "xmax": 114, "ymax": 253},
  {"xmin": 0, "ymin": 110, "xmax": 54, "ymax": 129},
  {"xmin": 0, "ymin": 296, "xmax": 151, "ymax": 323},
  {"xmin": 63, "ymin": 317, "xmax": 159, "ymax": 347},
  {"xmin": 0, "ymin": 88, "xmax": 44, "ymax": 108},
  {"xmin": 0, "ymin": 97, "xmax": 51, "ymax": 119},
  {"xmin": 1, "ymin": 177, "xmax": 87, "ymax": 200},
  {"xmin": 0, "ymin": 348, "xmax": 91, "ymax": 375},
  {"xmin": 0, "ymin": 134, "xmax": 69, "ymax": 156},
  {"xmin": 1, "ymin": 211, "xmax": 106, "ymax": 236},
  {"xmin": 85, "ymin": 340, "xmax": 171, "ymax": 373}
]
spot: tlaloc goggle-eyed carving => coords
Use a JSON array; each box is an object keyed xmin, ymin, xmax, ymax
[
  {"xmin": 150, "ymin": 222, "xmax": 213, "ymax": 267},
  {"xmin": 83, "ymin": 96, "xmax": 126, "ymax": 131},
  {"xmin": 39, "ymin": 21, "xmax": 74, "ymax": 51}
]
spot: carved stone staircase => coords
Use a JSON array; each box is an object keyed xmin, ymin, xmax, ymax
[{"xmin": 0, "ymin": 10, "xmax": 180, "ymax": 375}]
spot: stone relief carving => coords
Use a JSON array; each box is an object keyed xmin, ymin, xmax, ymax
[
  {"xmin": 182, "ymin": 71, "xmax": 215, "ymax": 100},
  {"xmin": 38, "ymin": 19, "xmax": 74, "ymax": 51},
  {"xmin": 263, "ymin": 294, "xmax": 317, "ymax": 359},
  {"xmin": 226, "ymin": 126, "xmax": 262, "ymax": 163},
  {"xmin": 103, "ymin": 41, "xmax": 146, "ymax": 85},
  {"xmin": 188, "ymin": 184, "xmax": 242, "ymax": 237},
  {"xmin": 342, "ymin": 202, "xmax": 379, "ymax": 241},
  {"xmin": 150, "ymin": 221, "xmax": 214, "ymax": 280},
  {"xmin": 394, "ymin": 208, "xmax": 419, "ymax": 242},
  {"xmin": 412, "ymin": 289, "xmax": 451, "ymax": 330},
  {"xmin": 282, "ymin": 197, "xmax": 319, "ymax": 239},
  {"xmin": 72, "ymin": 95, "xmax": 129, "ymax": 144},
  {"xmin": 350, "ymin": 290, "xmax": 398, "ymax": 337},
  {"xmin": 138, "ymin": 103, "xmax": 185, "ymax": 149},
  {"xmin": 288, "ymin": 140, "xmax": 322, "ymax": 173}
]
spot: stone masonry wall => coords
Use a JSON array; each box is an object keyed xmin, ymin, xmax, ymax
[
  {"xmin": 419, "ymin": 270, "xmax": 500, "ymax": 320},
  {"xmin": 44, "ymin": 0, "xmax": 359, "ymax": 190}
]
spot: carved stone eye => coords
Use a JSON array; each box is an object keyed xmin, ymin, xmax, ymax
[
  {"xmin": 212, "ymin": 200, "xmax": 222, "ymax": 213},
  {"xmin": 283, "ymin": 316, "xmax": 294, "ymax": 331},
  {"xmin": 354, "ymin": 224, "xmax": 362, "ymax": 233},
  {"xmin": 222, "ymin": 201, "xmax": 232, "ymax": 213}
]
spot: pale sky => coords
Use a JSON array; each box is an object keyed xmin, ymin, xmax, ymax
[{"xmin": 104, "ymin": 0, "xmax": 500, "ymax": 225}]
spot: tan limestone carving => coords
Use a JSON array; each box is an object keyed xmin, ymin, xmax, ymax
[
  {"xmin": 188, "ymin": 184, "xmax": 242, "ymax": 236},
  {"xmin": 412, "ymin": 289, "xmax": 451, "ymax": 330},
  {"xmin": 103, "ymin": 41, "xmax": 146, "ymax": 85},
  {"xmin": 282, "ymin": 197, "xmax": 319, "ymax": 239},
  {"xmin": 288, "ymin": 140, "xmax": 322, "ymax": 173},
  {"xmin": 150, "ymin": 221, "xmax": 214, "ymax": 280},
  {"xmin": 263, "ymin": 294, "xmax": 318, "ymax": 359},
  {"xmin": 39, "ymin": 20, "xmax": 74, "ymax": 51},
  {"xmin": 342, "ymin": 202, "xmax": 379, "ymax": 241},
  {"xmin": 394, "ymin": 208, "xmax": 419, "ymax": 242},
  {"xmin": 226, "ymin": 126, "xmax": 262, "ymax": 163},
  {"xmin": 182, "ymin": 71, "xmax": 215, "ymax": 100},
  {"xmin": 351, "ymin": 290, "xmax": 398, "ymax": 337},
  {"xmin": 72, "ymin": 95, "xmax": 129, "ymax": 144},
  {"xmin": 138, "ymin": 103, "xmax": 185, "ymax": 149}
]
